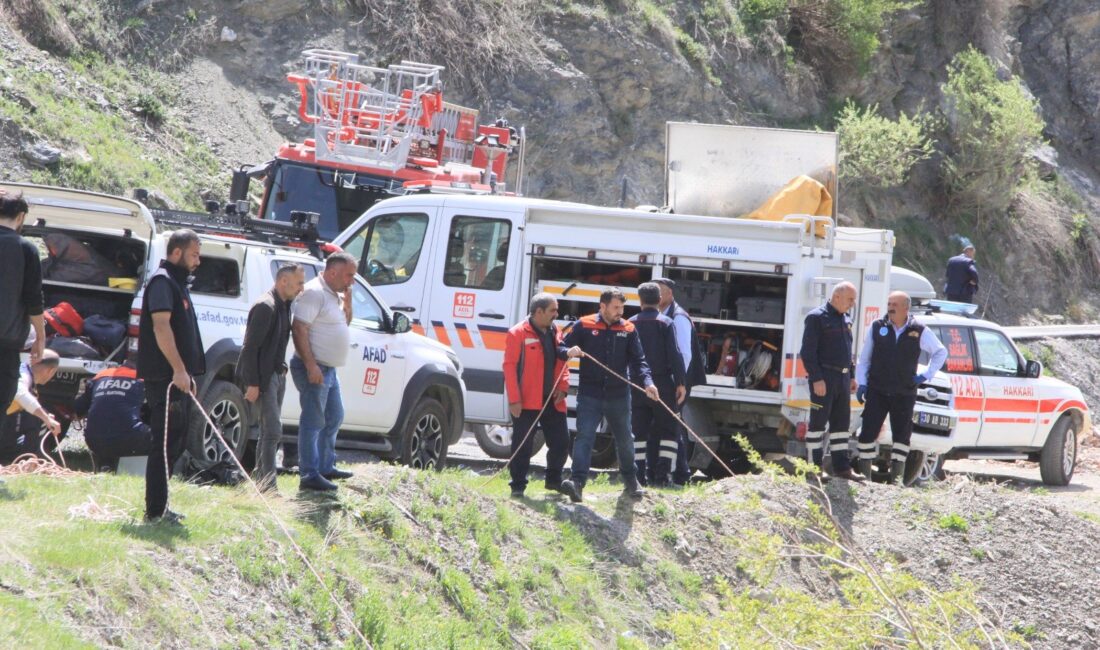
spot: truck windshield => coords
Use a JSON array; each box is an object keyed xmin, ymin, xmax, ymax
[{"xmin": 263, "ymin": 162, "xmax": 400, "ymax": 240}]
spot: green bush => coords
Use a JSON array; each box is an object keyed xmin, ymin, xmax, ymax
[
  {"xmin": 837, "ymin": 100, "xmax": 934, "ymax": 188},
  {"xmin": 740, "ymin": 0, "xmax": 788, "ymax": 34},
  {"xmin": 786, "ymin": 0, "xmax": 911, "ymax": 71},
  {"xmin": 941, "ymin": 47, "xmax": 1046, "ymax": 214}
]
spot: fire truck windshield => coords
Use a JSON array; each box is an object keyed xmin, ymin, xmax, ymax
[{"xmin": 263, "ymin": 161, "xmax": 398, "ymax": 240}]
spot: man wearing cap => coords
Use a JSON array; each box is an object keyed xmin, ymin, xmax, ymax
[
  {"xmin": 944, "ymin": 245, "xmax": 979, "ymax": 304},
  {"xmin": 654, "ymin": 277, "xmax": 703, "ymax": 486}
]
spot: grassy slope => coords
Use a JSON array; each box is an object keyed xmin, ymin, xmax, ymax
[{"xmin": 0, "ymin": 459, "xmax": 1024, "ymax": 649}]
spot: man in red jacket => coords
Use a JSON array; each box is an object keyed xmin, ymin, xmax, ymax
[{"xmin": 503, "ymin": 293, "xmax": 570, "ymax": 498}]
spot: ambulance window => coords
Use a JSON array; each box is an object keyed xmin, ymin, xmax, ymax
[
  {"xmin": 191, "ymin": 258, "xmax": 240, "ymax": 296},
  {"xmin": 270, "ymin": 260, "xmax": 318, "ymax": 281},
  {"xmin": 350, "ymin": 279, "xmax": 386, "ymax": 331},
  {"xmin": 973, "ymin": 329, "xmax": 1022, "ymax": 377},
  {"xmin": 939, "ymin": 326, "xmax": 976, "ymax": 374},
  {"xmin": 443, "ymin": 216, "xmax": 511, "ymax": 290},
  {"xmin": 344, "ymin": 213, "xmax": 429, "ymax": 287}
]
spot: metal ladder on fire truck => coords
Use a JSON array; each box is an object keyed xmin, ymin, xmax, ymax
[{"xmin": 286, "ymin": 49, "xmax": 525, "ymax": 193}]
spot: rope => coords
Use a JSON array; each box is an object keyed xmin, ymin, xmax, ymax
[
  {"xmin": 0, "ymin": 421, "xmax": 74, "ymax": 477},
  {"xmin": 575, "ymin": 351, "xmax": 738, "ymax": 478},
  {"xmin": 179, "ymin": 387, "xmax": 374, "ymax": 649},
  {"xmin": 478, "ymin": 364, "xmax": 571, "ymax": 488}
]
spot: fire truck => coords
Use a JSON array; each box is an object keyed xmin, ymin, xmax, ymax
[{"xmin": 197, "ymin": 49, "xmax": 525, "ymax": 242}]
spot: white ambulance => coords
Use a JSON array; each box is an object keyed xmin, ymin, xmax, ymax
[
  {"xmin": 330, "ymin": 124, "xmax": 946, "ymax": 477},
  {"xmin": 906, "ymin": 305, "xmax": 1091, "ymax": 486}
]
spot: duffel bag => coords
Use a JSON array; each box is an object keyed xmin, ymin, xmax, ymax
[{"xmin": 44, "ymin": 302, "xmax": 84, "ymax": 337}]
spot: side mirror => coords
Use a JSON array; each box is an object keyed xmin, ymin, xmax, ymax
[
  {"xmin": 1026, "ymin": 360, "xmax": 1041, "ymax": 379},
  {"xmin": 392, "ymin": 311, "xmax": 411, "ymax": 334}
]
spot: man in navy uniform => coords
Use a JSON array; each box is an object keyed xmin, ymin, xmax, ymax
[
  {"xmin": 943, "ymin": 245, "xmax": 979, "ymax": 304},
  {"xmin": 654, "ymin": 277, "xmax": 704, "ymax": 487},
  {"xmin": 856, "ymin": 291, "xmax": 947, "ymax": 485},
  {"xmin": 629, "ymin": 282, "xmax": 686, "ymax": 487},
  {"xmin": 799, "ymin": 281, "xmax": 865, "ymax": 482}
]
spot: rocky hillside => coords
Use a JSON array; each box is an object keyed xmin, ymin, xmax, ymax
[{"xmin": 1, "ymin": 0, "xmax": 1099, "ymax": 323}]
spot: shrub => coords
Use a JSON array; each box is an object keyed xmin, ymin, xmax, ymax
[
  {"xmin": 740, "ymin": 0, "xmax": 788, "ymax": 34},
  {"xmin": 940, "ymin": 47, "xmax": 1045, "ymax": 215},
  {"xmin": 788, "ymin": 0, "xmax": 911, "ymax": 72},
  {"xmin": 837, "ymin": 100, "xmax": 934, "ymax": 188}
]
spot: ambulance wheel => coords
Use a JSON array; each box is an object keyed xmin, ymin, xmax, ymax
[
  {"xmin": 188, "ymin": 380, "xmax": 249, "ymax": 465},
  {"xmin": 902, "ymin": 451, "xmax": 930, "ymax": 487},
  {"xmin": 1040, "ymin": 416, "xmax": 1076, "ymax": 486},
  {"xmin": 400, "ymin": 397, "xmax": 449, "ymax": 471},
  {"xmin": 473, "ymin": 424, "xmax": 544, "ymax": 459}
]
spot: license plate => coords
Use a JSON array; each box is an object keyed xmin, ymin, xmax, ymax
[{"xmin": 913, "ymin": 411, "xmax": 952, "ymax": 430}]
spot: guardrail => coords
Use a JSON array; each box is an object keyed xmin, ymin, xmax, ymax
[{"xmin": 1004, "ymin": 325, "xmax": 1100, "ymax": 341}]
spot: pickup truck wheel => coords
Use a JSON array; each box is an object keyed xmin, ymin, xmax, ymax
[
  {"xmin": 566, "ymin": 420, "xmax": 617, "ymax": 468},
  {"xmin": 474, "ymin": 424, "xmax": 544, "ymax": 459},
  {"xmin": 188, "ymin": 380, "xmax": 248, "ymax": 465},
  {"xmin": 401, "ymin": 397, "xmax": 449, "ymax": 471},
  {"xmin": 1040, "ymin": 416, "xmax": 1076, "ymax": 486}
]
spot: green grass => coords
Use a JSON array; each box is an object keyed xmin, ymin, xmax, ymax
[
  {"xmin": 937, "ymin": 513, "xmax": 970, "ymax": 532},
  {"xmin": 0, "ymin": 49, "xmax": 221, "ymax": 208}
]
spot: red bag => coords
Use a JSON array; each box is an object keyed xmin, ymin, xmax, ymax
[{"xmin": 45, "ymin": 302, "xmax": 84, "ymax": 337}]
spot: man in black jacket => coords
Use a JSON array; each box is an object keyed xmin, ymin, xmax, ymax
[
  {"xmin": 138, "ymin": 229, "xmax": 205, "ymax": 524},
  {"xmin": 237, "ymin": 263, "xmax": 304, "ymax": 491},
  {"xmin": 630, "ymin": 283, "xmax": 687, "ymax": 487},
  {"xmin": 0, "ymin": 191, "xmax": 45, "ymax": 435}
]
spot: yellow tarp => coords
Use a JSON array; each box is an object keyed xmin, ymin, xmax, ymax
[{"xmin": 744, "ymin": 175, "xmax": 833, "ymax": 237}]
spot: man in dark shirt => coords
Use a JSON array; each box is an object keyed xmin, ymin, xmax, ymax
[
  {"xmin": 943, "ymin": 245, "xmax": 979, "ymax": 304},
  {"xmin": 630, "ymin": 283, "xmax": 687, "ymax": 488},
  {"xmin": 236, "ymin": 263, "xmax": 304, "ymax": 492},
  {"xmin": 0, "ymin": 191, "xmax": 46, "ymax": 435},
  {"xmin": 74, "ymin": 362, "xmax": 152, "ymax": 471},
  {"xmin": 560, "ymin": 289, "xmax": 660, "ymax": 503},
  {"xmin": 799, "ymin": 281, "xmax": 864, "ymax": 482},
  {"xmin": 138, "ymin": 229, "xmax": 206, "ymax": 524}
]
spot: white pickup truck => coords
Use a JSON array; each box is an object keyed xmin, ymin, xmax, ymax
[{"xmin": 4, "ymin": 182, "xmax": 466, "ymax": 470}]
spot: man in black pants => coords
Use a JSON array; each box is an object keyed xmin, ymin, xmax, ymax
[
  {"xmin": 138, "ymin": 229, "xmax": 206, "ymax": 523},
  {"xmin": 0, "ymin": 191, "xmax": 46, "ymax": 436},
  {"xmin": 856, "ymin": 291, "xmax": 947, "ymax": 485},
  {"xmin": 502, "ymin": 293, "xmax": 571, "ymax": 498},
  {"xmin": 654, "ymin": 278, "xmax": 704, "ymax": 487},
  {"xmin": 73, "ymin": 362, "xmax": 152, "ymax": 471},
  {"xmin": 630, "ymin": 283, "xmax": 687, "ymax": 487},
  {"xmin": 799, "ymin": 281, "xmax": 865, "ymax": 482}
]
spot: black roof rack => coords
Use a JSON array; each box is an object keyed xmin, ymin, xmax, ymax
[{"xmin": 134, "ymin": 189, "xmax": 327, "ymax": 259}]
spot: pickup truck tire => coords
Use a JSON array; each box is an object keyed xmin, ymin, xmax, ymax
[
  {"xmin": 565, "ymin": 420, "xmax": 617, "ymax": 469},
  {"xmin": 187, "ymin": 380, "xmax": 249, "ymax": 465},
  {"xmin": 473, "ymin": 424, "xmax": 545, "ymax": 459},
  {"xmin": 1039, "ymin": 416, "xmax": 1076, "ymax": 486},
  {"xmin": 400, "ymin": 397, "xmax": 449, "ymax": 471}
]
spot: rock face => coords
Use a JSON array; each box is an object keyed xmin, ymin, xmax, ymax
[{"xmin": 1, "ymin": 0, "xmax": 1099, "ymax": 321}]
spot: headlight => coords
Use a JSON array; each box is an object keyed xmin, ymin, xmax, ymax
[{"xmin": 445, "ymin": 351, "xmax": 463, "ymax": 375}]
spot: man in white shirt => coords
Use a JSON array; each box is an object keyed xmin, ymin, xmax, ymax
[
  {"xmin": 0, "ymin": 350, "xmax": 61, "ymax": 463},
  {"xmin": 854, "ymin": 291, "xmax": 947, "ymax": 485},
  {"xmin": 290, "ymin": 253, "xmax": 356, "ymax": 492}
]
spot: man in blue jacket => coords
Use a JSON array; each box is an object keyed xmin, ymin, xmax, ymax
[
  {"xmin": 559, "ymin": 289, "xmax": 659, "ymax": 503},
  {"xmin": 943, "ymin": 245, "xmax": 979, "ymax": 304}
]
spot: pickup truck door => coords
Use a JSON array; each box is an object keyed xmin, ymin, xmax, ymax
[
  {"xmin": 429, "ymin": 205, "xmax": 523, "ymax": 422},
  {"xmin": 972, "ymin": 327, "xmax": 1039, "ymax": 448},
  {"xmin": 334, "ymin": 277, "xmax": 408, "ymax": 430},
  {"xmin": 338, "ymin": 206, "xmax": 439, "ymax": 330}
]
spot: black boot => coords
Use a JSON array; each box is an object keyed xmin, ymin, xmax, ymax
[
  {"xmin": 887, "ymin": 459, "xmax": 905, "ymax": 485},
  {"xmin": 623, "ymin": 475, "xmax": 646, "ymax": 499},
  {"xmin": 857, "ymin": 459, "xmax": 873, "ymax": 480},
  {"xmin": 560, "ymin": 479, "xmax": 583, "ymax": 503}
]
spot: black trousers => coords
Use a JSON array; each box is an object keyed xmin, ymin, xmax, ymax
[
  {"xmin": 806, "ymin": 369, "xmax": 852, "ymax": 471},
  {"xmin": 509, "ymin": 407, "xmax": 569, "ymax": 492},
  {"xmin": 0, "ymin": 410, "xmax": 61, "ymax": 464},
  {"xmin": 145, "ymin": 380, "xmax": 192, "ymax": 518},
  {"xmin": 87, "ymin": 422, "xmax": 153, "ymax": 469},
  {"xmin": 0, "ymin": 349, "xmax": 20, "ymax": 434},
  {"xmin": 672, "ymin": 406, "xmax": 691, "ymax": 485},
  {"xmin": 857, "ymin": 388, "xmax": 916, "ymax": 464},
  {"xmin": 632, "ymin": 384, "xmax": 680, "ymax": 485},
  {"xmin": 946, "ymin": 293, "xmax": 974, "ymax": 304}
]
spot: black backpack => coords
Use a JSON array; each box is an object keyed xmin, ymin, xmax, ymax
[{"xmin": 671, "ymin": 307, "xmax": 707, "ymax": 389}]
